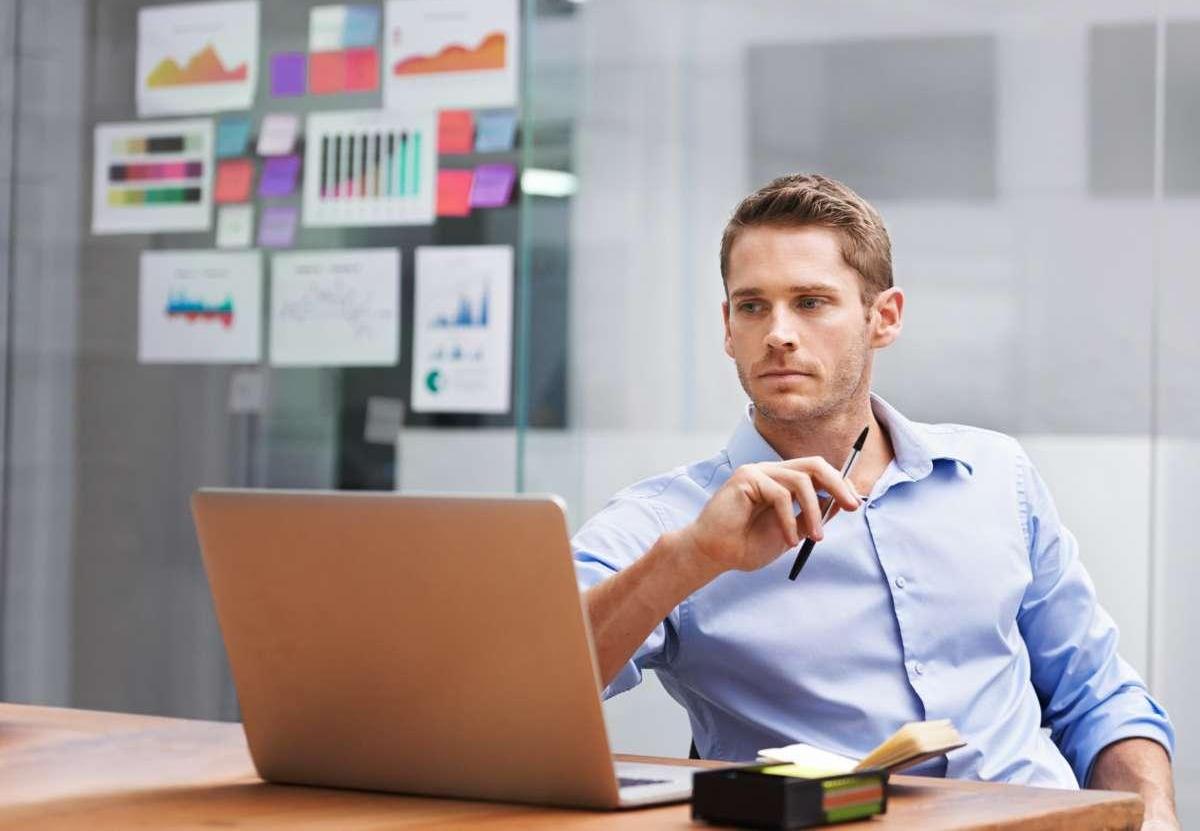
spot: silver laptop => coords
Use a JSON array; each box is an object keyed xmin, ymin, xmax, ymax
[{"xmin": 192, "ymin": 489, "xmax": 703, "ymax": 808}]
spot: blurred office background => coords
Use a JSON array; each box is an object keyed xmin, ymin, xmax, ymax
[{"xmin": 1, "ymin": 0, "xmax": 1198, "ymax": 821}]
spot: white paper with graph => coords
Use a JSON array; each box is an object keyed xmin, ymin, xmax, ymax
[
  {"xmin": 269, "ymin": 249, "xmax": 400, "ymax": 367},
  {"xmin": 302, "ymin": 110, "xmax": 436, "ymax": 227},
  {"xmin": 138, "ymin": 250, "xmax": 262, "ymax": 364},
  {"xmin": 411, "ymin": 245, "xmax": 513, "ymax": 414}
]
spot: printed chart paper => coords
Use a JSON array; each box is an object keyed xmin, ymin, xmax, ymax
[
  {"xmin": 92, "ymin": 119, "xmax": 214, "ymax": 234},
  {"xmin": 137, "ymin": 1, "xmax": 259, "ymax": 117},
  {"xmin": 139, "ymin": 250, "xmax": 262, "ymax": 363},
  {"xmin": 411, "ymin": 245, "xmax": 512, "ymax": 413},
  {"xmin": 270, "ymin": 249, "xmax": 400, "ymax": 366},
  {"xmin": 303, "ymin": 109, "xmax": 435, "ymax": 227},
  {"xmin": 384, "ymin": 0, "xmax": 518, "ymax": 111}
]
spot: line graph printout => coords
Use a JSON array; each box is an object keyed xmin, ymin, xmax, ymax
[
  {"xmin": 303, "ymin": 109, "xmax": 436, "ymax": 227},
  {"xmin": 137, "ymin": 1, "xmax": 259, "ymax": 116},
  {"xmin": 139, "ymin": 250, "xmax": 262, "ymax": 364},
  {"xmin": 411, "ymin": 245, "xmax": 512, "ymax": 414},
  {"xmin": 384, "ymin": 0, "xmax": 518, "ymax": 111},
  {"xmin": 269, "ymin": 249, "xmax": 400, "ymax": 367}
]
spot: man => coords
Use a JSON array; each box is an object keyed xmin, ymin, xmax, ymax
[{"xmin": 573, "ymin": 174, "xmax": 1178, "ymax": 828}]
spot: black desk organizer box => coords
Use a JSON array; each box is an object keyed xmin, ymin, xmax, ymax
[{"xmin": 691, "ymin": 764, "xmax": 889, "ymax": 830}]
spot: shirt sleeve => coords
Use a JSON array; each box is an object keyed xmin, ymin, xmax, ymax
[
  {"xmin": 1015, "ymin": 447, "xmax": 1175, "ymax": 786},
  {"xmin": 571, "ymin": 496, "xmax": 682, "ymax": 700}
]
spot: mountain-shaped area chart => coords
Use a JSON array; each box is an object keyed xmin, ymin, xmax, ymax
[
  {"xmin": 392, "ymin": 32, "xmax": 506, "ymax": 76},
  {"xmin": 147, "ymin": 44, "xmax": 248, "ymax": 88}
]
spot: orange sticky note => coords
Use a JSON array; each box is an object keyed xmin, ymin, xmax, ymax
[
  {"xmin": 309, "ymin": 51, "xmax": 346, "ymax": 95},
  {"xmin": 438, "ymin": 110, "xmax": 475, "ymax": 155},
  {"xmin": 437, "ymin": 170, "xmax": 473, "ymax": 217},
  {"xmin": 214, "ymin": 158, "xmax": 254, "ymax": 204},
  {"xmin": 344, "ymin": 47, "xmax": 379, "ymax": 92}
]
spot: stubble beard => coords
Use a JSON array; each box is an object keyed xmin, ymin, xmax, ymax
[{"xmin": 737, "ymin": 334, "xmax": 871, "ymax": 429}]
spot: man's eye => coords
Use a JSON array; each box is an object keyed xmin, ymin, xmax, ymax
[
  {"xmin": 799, "ymin": 297, "xmax": 824, "ymax": 310},
  {"xmin": 739, "ymin": 302, "xmax": 763, "ymax": 314}
]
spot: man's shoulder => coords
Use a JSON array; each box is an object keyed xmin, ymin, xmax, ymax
[
  {"xmin": 580, "ymin": 449, "xmax": 732, "ymax": 536},
  {"xmin": 911, "ymin": 417, "xmax": 1027, "ymax": 464}
]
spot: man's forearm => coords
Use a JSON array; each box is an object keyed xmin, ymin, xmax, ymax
[
  {"xmin": 1088, "ymin": 738, "xmax": 1178, "ymax": 829},
  {"xmin": 583, "ymin": 528, "xmax": 723, "ymax": 688}
]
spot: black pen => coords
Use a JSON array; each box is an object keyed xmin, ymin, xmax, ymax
[{"xmin": 788, "ymin": 426, "xmax": 869, "ymax": 581}]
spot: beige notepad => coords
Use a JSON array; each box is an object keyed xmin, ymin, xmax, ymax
[{"xmin": 758, "ymin": 720, "xmax": 966, "ymax": 777}]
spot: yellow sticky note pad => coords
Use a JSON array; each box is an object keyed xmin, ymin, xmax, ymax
[{"xmin": 760, "ymin": 763, "xmax": 847, "ymax": 779}]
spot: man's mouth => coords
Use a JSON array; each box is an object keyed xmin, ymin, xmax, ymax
[{"xmin": 758, "ymin": 369, "xmax": 812, "ymax": 379}]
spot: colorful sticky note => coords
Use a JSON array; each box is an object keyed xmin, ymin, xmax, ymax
[
  {"xmin": 438, "ymin": 110, "xmax": 475, "ymax": 155},
  {"xmin": 258, "ymin": 204, "xmax": 299, "ymax": 248},
  {"xmin": 344, "ymin": 47, "xmax": 379, "ymax": 92},
  {"xmin": 216, "ymin": 115, "xmax": 252, "ymax": 159},
  {"xmin": 474, "ymin": 110, "xmax": 518, "ymax": 153},
  {"xmin": 437, "ymin": 170, "xmax": 474, "ymax": 217},
  {"xmin": 469, "ymin": 163, "xmax": 517, "ymax": 208},
  {"xmin": 344, "ymin": 5, "xmax": 380, "ymax": 48},
  {"xmin": 214, "ymin": 158, "xmax": 254, "ymax": 204},
  {"xmin": 309, "ymin": 51, "xmax": 347, "ymax": 95},
  {"xmin": 216, "ymin": 204, "xmax": 254, "ymax": 249},
  {"xmin": 257, "ymin": 113, "xmax": 299, "ymax": 156},
  {"xmin": 270, "ymin": 52, "xmax": 307, "ymax": 97},
  {"xmin": 259, "ymin": 155, "xmax": 301, "ymax": 198}
]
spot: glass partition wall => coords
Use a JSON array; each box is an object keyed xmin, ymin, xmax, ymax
[{"xmin": 1, "ymin": 0, "xmax": 1197, "ymax": 821}]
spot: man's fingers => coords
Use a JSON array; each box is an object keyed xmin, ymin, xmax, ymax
[
  {"xmin": 777, "ymin": 457, "xmax": 861, "ymax": 510},
  {"xmin": 768, "ymin": 468, "xmax": 823, "ymax": 540},
  {"xmin": 745, "ymin": 467, "xmax": 801, "ymax": 547}
]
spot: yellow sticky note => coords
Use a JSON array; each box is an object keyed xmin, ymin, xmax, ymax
[{"xmin": 760, "ymin": 763, "xmax": 845, "ymax": 779}]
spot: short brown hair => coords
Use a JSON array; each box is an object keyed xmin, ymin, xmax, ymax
[{"xmin": 719, "ymin": 173, "xmax": 893, "ymax": 302}]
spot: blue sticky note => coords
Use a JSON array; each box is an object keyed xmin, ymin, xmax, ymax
[
  {"xmin": 474, "ymin": 110, "xmax": 518, "ymax": 153},
  {"xmin": 344, "ymin": 5, "xmax": 380, "ymax": 49},
  {"xmin": 216, "ymin": 116, "xmax": 252, "ymax": 159}
]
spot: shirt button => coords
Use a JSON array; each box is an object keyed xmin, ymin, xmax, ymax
[
  {"xmin": 894, "ymin": 576, "xmax": 906, "ymax": 589},
  {"xmin": 913, "ymin": 662, "xmax": 925, "ymax": 676}
]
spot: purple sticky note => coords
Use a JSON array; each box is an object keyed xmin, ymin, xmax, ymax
[
  {"xmin": 258, "ymin": 155, "xmax": 301, "ymax": 198},
  {"xmin": 258, "ymin": 205, "xmax": 298, "ymax": 248},
  {"xmin": 469, "ymin": 163, "xmax": 517, "ymax": 208},
  {"xmin": 270, "ymin": 52, "xmax": 307, "ymax": 97}
]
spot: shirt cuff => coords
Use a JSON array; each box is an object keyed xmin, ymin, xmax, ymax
[{"xmin": 1071, "ymin": 693, "xmax": 1176, "ymax": 786}]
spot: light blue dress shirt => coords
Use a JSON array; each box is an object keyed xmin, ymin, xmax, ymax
[{"xmin": 572, "ymin": 395, "xmax": 1174, "ymax": 788}]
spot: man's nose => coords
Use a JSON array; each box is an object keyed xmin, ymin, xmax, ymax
[{"xmin": 765, "ymin": 313, "xmax": 799, "ymax": 350}]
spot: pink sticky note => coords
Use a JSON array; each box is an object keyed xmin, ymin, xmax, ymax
[
  {"xmin": 437, "ymin": 170, "xmax": 474, "ymax": 217},
  {"xmin": 214, "ymin": 158, "xmax": 254, "ymax": 204},
  {"xmin": 438, "ymin": 110, "xmax": 474, "ymax": 155},
  {"xmin": 345, "ymin": 47, "xmax": 379, "ymax": 92},
  {"xmin": 309, "ymin": 51, "xmax": 346, "ymax": 95},
  {"xmin": 469, "ymin": 163, "xmax": 517, "ymax": 208}
]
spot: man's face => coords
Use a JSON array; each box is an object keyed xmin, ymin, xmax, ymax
[{"xmin": 723, "ymin": 224, "xmax": 883, "ymax": 424}]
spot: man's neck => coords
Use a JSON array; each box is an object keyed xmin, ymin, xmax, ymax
[{"xmin": 753, "ymin": 394, "xmax": 895, "ymax": 496}]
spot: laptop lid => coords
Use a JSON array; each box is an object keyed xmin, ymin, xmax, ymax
[{"xmin": 192, "ymin": 489, "xmax": 624, "ymax": 808}]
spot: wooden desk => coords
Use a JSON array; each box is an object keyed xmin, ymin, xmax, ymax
[{"xmin": 0, "ymin": 703, "xmax": 1141, "ymax": 829}]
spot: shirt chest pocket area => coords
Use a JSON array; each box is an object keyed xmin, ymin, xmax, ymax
[{"xmin": 905, "ymin": 520, "xmax": 1033, "ymax": 662}]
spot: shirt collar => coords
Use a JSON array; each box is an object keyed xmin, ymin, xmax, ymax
[{"xmin": 726, "ymin": 393, "xmax": 975, "ymax": 480}]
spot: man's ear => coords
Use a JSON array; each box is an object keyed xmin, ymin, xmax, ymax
[
  {"xmin": 869, "ymin": 287, "xmax": 904, "ymax": 349},
  {"xmin": 722, "ymin": 300, "xmax": 735, "ymax": 359}
]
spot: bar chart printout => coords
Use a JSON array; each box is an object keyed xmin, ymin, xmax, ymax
[
  {"xmin": 411, "ymin": 245, "xmax": 513, "ymax": 414},
  {"xmin": 303, "ymin": 110, "xmax": 436, "ymax": 227},
  {"xmin": 93, "ymin": 119, "xmax": 215, "ymax": 234}
]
